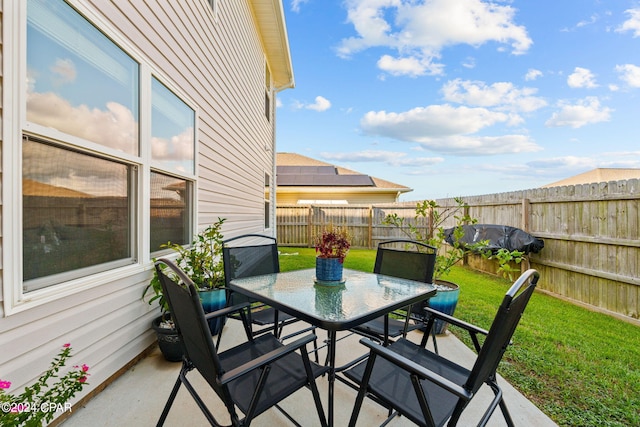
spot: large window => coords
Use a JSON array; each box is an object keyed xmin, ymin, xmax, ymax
[
  {"xmin": 27, "ymin": 0, "xmax": 139, "ymax": 155},
  {"xmin": 22, "ymin": 138, "xmax": 132, "ymax": 290},
  {"xmin": 20, "ymin": 0, "xmax": 196, "ymax": 293},
  {"xmin": 150, "ymin": 172, "xmax": 190, "ymax": 252},
  {"xmin": 264, "ymin": 172, "xmax": 271, "ymax": 229},
  {"xmin": 151, "ymin": 78, "xmax": 195, "ymax": 175}
]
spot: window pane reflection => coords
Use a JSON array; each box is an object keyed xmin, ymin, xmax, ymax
[
  {"xmin": 23, "ymin": 139, "xmax": 132, "ymax": 287},
  {"xmin": 151, "ymin": 78, "xmax": 195, "ymax": 174},
  {"xmin": 150, "ymin": 172, "xmax": 190, "ymax": 252},
  {"xmin": 26, "ymin": 0, "xmax": 139, "ymax": 155}
]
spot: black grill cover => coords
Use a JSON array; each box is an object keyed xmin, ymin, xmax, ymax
[{"xmin": 443, "ymin": 224, "xmax": 544, "ymax": 254}]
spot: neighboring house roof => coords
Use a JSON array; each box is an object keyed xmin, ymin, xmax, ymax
[
  {"xmin": 23, "ymin": 179, "xmax": 93, "ymax": 198},
  {"xmin": 276, "ymin": 152, "xmax": 412, "ymax": 193},
  {"xmin": 250, "ymin": 0, "xmax": 294, "ymax": 90},
  {"xmin": 542, "ymin": 168, "xmax": 640, "ymax": 188}
]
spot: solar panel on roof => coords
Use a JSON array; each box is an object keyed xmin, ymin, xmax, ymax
[
  {"xmin": 277, "ymin": 165, "xmax": 336, "ymax": 175},
  {"xmin": 277, "ymin": 174, "xmax": 374, "ymax": 186}
]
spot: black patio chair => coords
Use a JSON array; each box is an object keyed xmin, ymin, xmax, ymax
[
  {"xmin": 345, "ymin": 269, "xmax": 539, "ymax": 427},
  {"xmin": 154, "ymin": 258, "xmax": 328, "ymax": 427},
  {"xmin": 350, "ymin": 240, "xmax": 437, "ymax": 345},
  {"xmin": 217, "ymin": 234, "xmax": 302, "ymax": 345}
]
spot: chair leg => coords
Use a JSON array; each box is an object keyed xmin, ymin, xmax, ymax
[
  {"xmin": 348, "ymin": 353, "xmax": 378, "ymax": 427},
  {"xmin": 489, "ymin": 376, "xmax": 515, "ymax": 427},
  {"xmin": 301, "ymin": 346, "xmax": 328, "ymax": 427},
  {"xmin": 420, "ymin": 317, "xmax": 439, "ymax": 354},
  {"xmin": 157, "ymin": 364, "xmax": 187, "ymax": 427}
]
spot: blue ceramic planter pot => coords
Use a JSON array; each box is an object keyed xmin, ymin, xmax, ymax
[
  {"xmin": 428, "ymin": 280, "xmax": 460, "ymax": 334},
  {"xmin": 199, "ymin": 288, "xmax": 227, "ymax": 336},
  {"xmin": 315, "ymin": 257, "xmax": 344, "ymax": 282}
]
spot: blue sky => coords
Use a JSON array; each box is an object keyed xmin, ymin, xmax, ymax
[{"xmin": 275, "ymin": 0, "xmax": 640, "ymax": 200}]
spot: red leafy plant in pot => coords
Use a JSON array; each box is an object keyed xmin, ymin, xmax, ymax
[{"xmin": 313, "ymin": 224, "xmax": 351, "ymax": 263}]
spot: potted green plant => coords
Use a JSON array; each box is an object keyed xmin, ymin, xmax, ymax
[
  {"xmin": 313, "ymin": 224, "xmax": 351, "ymax": 284},
  {"xmin": 143, "ymin": 218, "xmax": 227, "ymax": 361},
  {"xmin": 383, "ymin": 198, "xmax": 483, "ymax": 333},
  {"xmin": 384, "ymin": 198, "xmax": 528, "ymax": 333}
]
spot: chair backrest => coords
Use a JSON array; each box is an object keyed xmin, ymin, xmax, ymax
[
  {"xmin": 465, "ymin": 269, "xmax": 539, "ymax": 393},
  {"xmin": 222, "ymin": 234, "xmax": 280, "ymax": 286},
  {"xmin": 374, "ymin": 240, "xmax": 437, "ymax": 316},
  {"xmin": 374, "ymin": 240, "xmax": 437, "ymax": 283},
  {"xmin": 154, "ymin": 259, "xmax": 225, "ymax": 396}
]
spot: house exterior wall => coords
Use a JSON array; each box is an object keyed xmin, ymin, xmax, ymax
[
  {"xmin": 0, "ymin": 0, "xmax": 282, "ymax": 418},
  {"xmin": 277, "ymin": 189, "xmax": 401, "ymax": 205}
]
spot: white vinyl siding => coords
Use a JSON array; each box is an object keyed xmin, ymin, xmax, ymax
[{"xmin": 0, "ymin": 1, "xmax": 281, "ymax": 419}]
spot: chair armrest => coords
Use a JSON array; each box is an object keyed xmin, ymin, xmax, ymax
[
  {"xmin": 423, "ymin": 307, "xmax": 489, "ymax": 336},
  {"xmin": 218, "ymin": 333, "xmax": 318, "ymax": 384},
  {"xmin": 359, "ymin": 338, "xmax": 473, "ymax": 401},
  {"xmin": 204, "ymin": 302, "xmax": 251, "ymax": 321}
]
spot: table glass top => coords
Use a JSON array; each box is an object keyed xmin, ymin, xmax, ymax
[{"xmin": 229, "ymin": 268, "xmax": 436, "ymax": 329}]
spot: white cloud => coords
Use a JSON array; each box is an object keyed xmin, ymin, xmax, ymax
[
  {"xmin": 567, "ymin": 67, "xmax": 598, "ymax": 88},
  {"xmin": 337, "ymin": 0, "xmax": 532, "ymax": 77},
  {"xmin": 50, "ymin": 58, "xmax": 76, "ymax": 86},
  {"xmin": 320, "ymin": 150, "xmax": 444, "ymax": 167},
  {"xmin": 291, "ymin": 0, "xmax": 309, "ymax": 13},
  {"xmin": 617, "ymin": 8, "xmax": 640, "ymax": 37},
  {"xmin": 615, "ymin": 64, "xmax": 640, "ymax": 88},
  {"xmin": 307, "ymin": 96, "xmax": 331, "ymax": 111},
  {"xmin": 462, "ymin": 57, "xmax": 476, "ymax": 69},
  {"xmin": 441, "ymin": 79, "xmax": 547, "ymax": 112},
  {"xmin": 545, "ymin": 97, "xmax": 612, "ymax": 128},
  {"xmin": 377, "ymin": 55, "xmax": 443, "ymax": 77},
  {"xmin": 527, "ymin": 156, "xmax": 597, "ymax": 170},
  {"xmin": 27, "ymin": 92, "xmax": 138, "ymax": 154},
  {"xmin": 359, "ymin": 104, "xmax": 541, "ymax": 155},
  {"xmin": 294, "ymin": 96, "xmax": 332, "ymax": 111},
  {"xmin": 361, "ymin": 104, "xmax": 509, "ymax": 138},
  {"xmin": 528, "ymin": 153, "xmax": 640, "ymax": 171},
  {"xmin": 420, "ymin": 134, "xmax": 541, "ymax": 155},
  {"xmin": 576, "ymin": 14, "xmax": 598, "ymax": 28},
  {"xmin": 524, "ymin": 68, "xmax": 543, "ymax": 81}
]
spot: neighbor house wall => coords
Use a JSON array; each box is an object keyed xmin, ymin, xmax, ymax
[
  {"xmin": 277, "ymin": 189, "xmax": 401, "ymax": 205},
  {"xmin": 0, "ymin": 1, "xmax": 280, "ymax": 421}
]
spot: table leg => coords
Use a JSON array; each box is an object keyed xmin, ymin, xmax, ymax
[{"xmin": 327, "ymin": 330, "xmax": 337, "ymax": 427}]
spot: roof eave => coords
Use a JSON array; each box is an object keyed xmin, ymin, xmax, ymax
[
  {"xmin": 250, "ymin": 0, "xmax": 295, "ymax": 90},
  {"xmin": 276, "ymin": 186, "xmax": 413, "ymax": 194}
]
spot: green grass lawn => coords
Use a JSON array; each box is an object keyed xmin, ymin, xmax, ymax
[{"xmin": 278, "ymin": 247, "xmax": 640, "ymax": 427}]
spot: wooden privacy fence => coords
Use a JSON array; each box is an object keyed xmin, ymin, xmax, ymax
[{"xmin": 276, "ymin": 179, "xmax": 640, "ymax": 323}]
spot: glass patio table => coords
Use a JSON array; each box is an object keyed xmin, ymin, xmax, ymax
[{"xmin": 229, "ymin": 268, "xmax": 437, "ymax": 426}]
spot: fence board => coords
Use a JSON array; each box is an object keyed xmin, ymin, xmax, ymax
[{"xmin": 277, "ymin": 179, "xmax": 640, "ymax": 322}]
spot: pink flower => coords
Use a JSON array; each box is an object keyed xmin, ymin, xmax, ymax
[
  {"xmin": 63, "ymin": 343, "xmax": 71, "ymax": 348},
  {"xmin": 82, "ymin": 364, "xmax": 89, "ymax": 372},
  {"xmin": 78, "ymin": 376, "xmax": 88, "ymax": 383},
  {"xmin": 0, "ymin": 380, "xmax": 11, "ymax": 389}
]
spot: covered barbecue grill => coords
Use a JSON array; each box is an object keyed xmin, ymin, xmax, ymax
[{"xmin": 444, "ymin": 224, "xmax": 544, "ymax": 254}]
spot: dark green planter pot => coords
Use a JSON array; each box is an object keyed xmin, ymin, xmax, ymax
[
  {"xmin": 315, "ymin": 257, "xmax": 344, "ymax": 282},
  {"xmin": 199, "ymin": 288, "xmax": 227, "ymax": 336},
  {"xmin": 428, "ymin": 280, "xmax": 460, "ymax": 335},
  {"xmin": 152, "ymin": 314, "xmax": 183, "ymax": 362}
]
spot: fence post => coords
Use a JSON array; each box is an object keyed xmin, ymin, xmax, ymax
[
  {"xmin": 521, "ymin": 198, "xmax": 531, "ymax": 273},
  {"xmin": 368, "ymin": 205, "xmax": 373, "ymax": 249},
  {"xmin": 307, "ymin": 205, "xmax": 313, "ymax": 248}
]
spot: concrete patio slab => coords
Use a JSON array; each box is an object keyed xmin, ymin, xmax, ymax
[{"xmin": 60, "ymin": 320, "xmax": 556, "ymax": 426}]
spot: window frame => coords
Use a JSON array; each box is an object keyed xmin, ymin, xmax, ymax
[
  {"xmin": 264, "ymin": 171, "xmax": 271, "ymax": 230},
  {"xmin": 265, "ymin": 61, "xmax": 272, "ymax": 121},
  {"xmin": 2, "ymin": 0, "xmax": 199, "ymax": 314}
]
